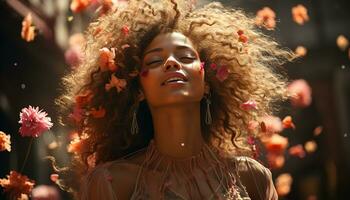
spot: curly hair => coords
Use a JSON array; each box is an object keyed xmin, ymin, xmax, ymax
[{"xmin": 55, "ymin": 0, "xmax": 294, "ymax": 194}]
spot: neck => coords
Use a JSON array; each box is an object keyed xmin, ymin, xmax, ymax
[{"xmin": 149, "ymin": 102, "xmax": 205, "ymax": 159}]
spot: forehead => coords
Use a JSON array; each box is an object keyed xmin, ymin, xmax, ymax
[{"xmin": 144, "ymin": 32, "xmax": 195, "ymax": 51}]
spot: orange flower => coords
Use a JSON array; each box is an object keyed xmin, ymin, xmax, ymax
[
  {"xmin": 67, "ymin": 133, "xmax": 89, "ymax": 154},
  {"xmin": 313, "ymin": 126, "xmax": 323, "ymax": 136},
  {"xmin": 0, "ymin": 131, "xmax": 11, "ymax": 152},
  {"xmin": 99, "ymin": 47, "xmax": 118, "ymax": 72},
  {"xmin": 336, "ymin": 35, "xmax": 349, "ymax": 51},
  {"xmin": 88, "ymin": 106, "xmax": 106, "ymax": 118},
  {"xmin": 0, "ymin": 171, "xmax": 35, "ymax": 200},
  {"xmin": 295, "ymin": 46, "xmax": 307, "ymax": 57},
  {"xmin": 282, "ymin": 116, "xmax": 296, "ymax": 129},
  {"xmin": 261, "ymin": 133, "xmax": 288, "ymax": 154},
  {"xmin": 275, "ymin": 173, "xmax": 293, "ymax": 196},
  {"xmin": 75, "ymin": 90, "xmax": 93, "ymax": 108},
  {"xmin": 70, "ymin": 0, "xmax": 92, "ymax": 13},
  {"xmin": 21, "ymin": 13, "xmax": 36, "ymax": 42},
  {"xmin": 267, "ymin": 153, "xmax": 285, "ymax": 169},
  {"xmin": 255, "ymin": 7, "xmax": 276, "ymax": 30},
  {"xmin": 292, "ymin": 4, "xmax": 309, "ymax": 25},
  {"xmin": 105, "ymin": 74, "xmax": 127, "ymax": 92},
  {"xmin": 288, "ymin": 144, "xmax": 306, "ymax": 158},
  {"xmin": 50, "ymin": 174, "xmax": 59, "ymax": 183}
]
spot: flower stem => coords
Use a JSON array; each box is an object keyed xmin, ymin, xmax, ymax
[{"xmin": 20, "ymin": 137, "xmax": 34, "ymax": 173}]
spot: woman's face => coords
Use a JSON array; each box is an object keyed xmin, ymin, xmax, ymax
[{"xmin": 140, "ymin": 32, "xmax": 205, "ymax": 108}]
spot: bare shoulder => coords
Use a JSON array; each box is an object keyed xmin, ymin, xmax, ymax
[
  {"xmin": 106, "ymin": 151, "xmax": 146, "ymax": 199},
  {"xmin": 233, "ymin": 156, "xmax": 278, "ymax": 200}
]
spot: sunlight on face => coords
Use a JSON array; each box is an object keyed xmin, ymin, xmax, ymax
[{"xmin": 140, "ymin": 32, "xmax": 205, "ymax": 108}]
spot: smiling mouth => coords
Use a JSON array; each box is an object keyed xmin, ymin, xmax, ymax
[{"xmin": 161, "ymin": 77, "xmax": 188, "ymax": 86}]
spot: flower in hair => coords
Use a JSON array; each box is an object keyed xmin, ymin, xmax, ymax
[
  {"xmin": 282, "ymin": 116, "xmax": 296, "ymax": 129},
  {"xmin": 121, "ymin": 25, "xmax": 130, "ymax": 36},
  {"xmin": 255, "ymin": 7, "xmax": 276, "ymax": 30},
  {"xmin": 210, "ymin": 63, "xmax": 217, "ymax": 70},
  {"xmin": 70, "ymin": 0, "xmax": 92, "ymax": 13},
  {"xmin": 0, "ymin": 170, "xmax": 35, "ymax": 200},
  {"xmin": 21, "ymin": 13, "xmax": 36, "ymax": 42},
  {"xmin": 292, "ymin": 4, "xmax": 309, "ymax": 25},
  {"xmin": 67, "ymin": 133, "xmax": 89, "ymax": 154},
  {"xmin": 237, "ymin": 30, "xmax": 248, "ymax": 43},
  {"xmin": 105, "ymin": 74, "xmax": 127, "ymax": 92},
  {"xmin": 88, "ymin": 106, "xmax": 106, "ymax": 118},
  {"xmin": 18, "ymin": 106, "xmax": 53, "ymax": 137},
  {"xmin": 99, "ymin": 47, "xmax": 118, "ymax": 72},
  {"xmin": 215, "ymin": 65, "xmax": 229, "ymax": 82},
  {"xmin": 0, "ymin": 131, "xmax": 11, "ymax": 152},
  {"xmin": 69, "ymin": 106, "xmax": 85, "ymax": 124},
  {"xmin": 240, "ymin": 100, "xmax": 258, "ymax": 111}
]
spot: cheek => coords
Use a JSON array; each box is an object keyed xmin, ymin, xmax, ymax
[{"xmin": 140, "ymin": 69, "xmax": 149, "ymax": 77}]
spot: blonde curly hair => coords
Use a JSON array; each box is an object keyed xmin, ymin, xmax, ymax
[{"xmin": 56, "ymin": 0, "xmax": 294, "ymax": 193}]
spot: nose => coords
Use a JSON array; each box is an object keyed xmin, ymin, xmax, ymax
[{"xmin": 163, "ymin": 55, "xmax": 181, "ymax": 71}]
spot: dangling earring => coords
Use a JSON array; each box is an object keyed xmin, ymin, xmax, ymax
[
  {"xmin": 131, "ymin": 103, "xmax": 139, "ymax": 135},
  {"xmin": 205, "ymin": 92, "xmax": 212, "ymax": 125}
]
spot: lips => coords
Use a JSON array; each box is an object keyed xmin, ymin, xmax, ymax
[{"xmin": 161, "ymin": 72, "xmax": 188, "ymax": 86}]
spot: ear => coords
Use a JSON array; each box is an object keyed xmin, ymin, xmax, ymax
[{"xmin": 204, "ymin": 82, "xmax": 210, "ymax": 94}]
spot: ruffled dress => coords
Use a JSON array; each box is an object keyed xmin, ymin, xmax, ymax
[{"xmin": 79, "ymin": 140, "xmax": 278, "ymax": 200}]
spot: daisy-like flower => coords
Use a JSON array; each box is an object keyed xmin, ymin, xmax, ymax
[
  {"xmin": 255, "ymin": 7, "xmax": 276, "ymax": 30},
  {"xmin": 240, "ymin": 100, "xmax": 258, "ymax": 111},
  {"xmin": 0, "ymin": 131, "xmax": 11, "ymax": 152},
  {"xmin": 88, "ymin": 106, "xmax": 106, "ymax": 118},
  {"xmin": 105, "ymin": 74, "xmax": 127, "ymax": 92},
  {"xmin": 18, "ymin": 106, "xmax": 53, "ymax": 137},
  {"xmin": 99, "ymin": 47, "xmax": 118, "ymax": 72},
  {"xmin": 215, "ymin": 65, "xmax": 229, "ymax": 82},
  {"xmin": 70, "ymin": 0, "xmax": 92, "ymax": 13},
  {"xmin": 0, "ymin": 171, "xmax": 35, "ymax": 200},
  {"xmin": 282, "ymin": 116, "xmax": 296, "ymax": 130},
  {"xmin": 287, "ymin": 79, "xmax": 312, "ymax": 108},
  {"xmin": 21, "ymin": 13, "xmax": 36, "ymax": 42},
  {"xmin": 336, "ymin": 35, "xmax": 349, "ymax": 51},
  {"xmin": 292, "ymin": 4, "xmax": 309, "ymax": 25},
  {"xmin": 288, "ymin": 144, "xmax": 305, "ymax": 158}
]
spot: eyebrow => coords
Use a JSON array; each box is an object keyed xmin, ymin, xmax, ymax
[{"xmin": 143, "ymin": 45, "xmax": 195, "ymax": 57}]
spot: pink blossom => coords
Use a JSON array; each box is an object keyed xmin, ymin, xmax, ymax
[
  {"xmin": 287, "ymin": 79, "xmax": 312, "ymax": 108},
  {"xmin": 288, "ymin": 144, "xmax": 306, "ymax": 158},
  {"xmin": 105, "ymin": 74, "xmax": 127, "ymax": 92},
  {"xmin": 32, "ymin": 185, "xmax": 60, "ymax": 200},
  {"xmin": 216, "ymin": 65, "xmax": 229, "ymax": 82},
  {"xmin": 64, "ymin": 46, "xmax": 84, "ymax": 68},
  {"xmin": 18, "ymin": 106, "xmax": 53, "ymax": 137},
  {"xmin": 260, "ymin": 115, "xmax": 283, "ymax": 134},
  {"xmin": 240, "ymin": 100, "xmax": 258, "ymax": 111}
]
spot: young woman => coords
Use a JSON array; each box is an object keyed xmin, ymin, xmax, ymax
[{"xmin": 57, "ymin": 0, "xmax": 294, "ymax": 199}]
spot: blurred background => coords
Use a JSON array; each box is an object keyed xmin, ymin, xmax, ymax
[{"xmin": 0, "ymin": 0, "xmax": 349, "ymax": 199}]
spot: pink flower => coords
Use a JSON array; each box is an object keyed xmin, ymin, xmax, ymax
[
  {"xmin": 0, "ymin": 171, "xmax": 35, "ymax": 200},
  {"xmin": 260, "ymin": 115, "xmax": 283, "ymax": 134},
  {"xmin": 105, "ymin": 74, "xmax": 127, "ymax": 92},
  {"xmin": 287, "ymin": 79, "xmax": 312, "ymax": 108},
  {"xmin": 261, "ymin": 133, "xmax": 288, "ymax": 154},
  {"xmin": 240, "ymin": 100, "xmax": 258, "ymax": 111},
  {"xmin": 99, "ymin": 47, "xmax": 117, "ymax": 72},
  {"xmin": 32, "ymin": 185, "xmax": 60, "ymax": 200},
  {"xmin": 199, "ymin": 62, "xmax": 205, "ymax": 73},
  {"xmin": 0, "ymin": 131, "xmax": 11, "ymax": 152},
  {"xmin": 255, "ymin": 7, "xmax": 276, "ymax": 30},
  {"xmin": 288, "ymin": 144, "xmax": 306, "ymax": 158},
  {"xmin": 216, "ymin": 65, "xmax": 229, "ymax": 82},
  {"xmin": 49, "ymin": 174, "xmax": 59, "ymax": 183},
  {"xmin": 210, "ymin": 63, "xmax": 217, "ymax": 70},
  {"xmin": 65, "ymin": 46, "xmax": 84, "ymax": 68},
  {"xmin": 121, "ymin": 25, "xmax": 129, "ymax": 36},
  {"xmin": 19, "ymin": 106, "xmax": 53, "ymax": 137}
]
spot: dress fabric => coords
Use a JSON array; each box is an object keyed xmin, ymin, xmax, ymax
[{"xmin": 79, "ymin": 141, "xmax": 278, "ymax": 200}]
